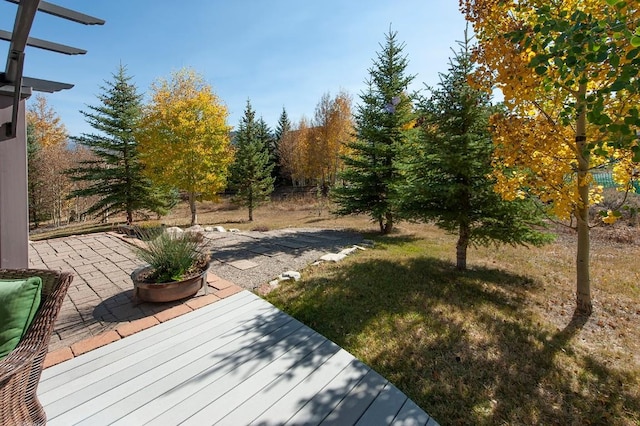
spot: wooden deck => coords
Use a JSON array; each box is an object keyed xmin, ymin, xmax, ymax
[{"xmin": 39, "ymin": 291, "xmax": 437, "ymax": 425}]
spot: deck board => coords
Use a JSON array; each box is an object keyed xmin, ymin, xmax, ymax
[
  {"xmin": 39, "ymin": 291, "xmax": 437, "ymax": 425},
  {"xmin": 320, "ymin": 369, "xmax": 389, "ymax": 425},
  {"xmin": 214, "ymin": 342, "xmax": 342, "ymax": 425},
  {"xmin": 40, "ymin": 291, "xmax": 259, "ymax": 395},
  {"xmin": 354, "ymin": 383, "xmax": 409, "ymax": 426},
  {"xmin": 77, "ymin": 313, "xmax": 300, "ymax": 425}
]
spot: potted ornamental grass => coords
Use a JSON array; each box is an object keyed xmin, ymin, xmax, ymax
[{"xmin": 131, "ymin": 228, "xmax": 210, "ymax": 303}]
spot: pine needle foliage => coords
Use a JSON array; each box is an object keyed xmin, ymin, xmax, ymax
[
  {"xmin": 69, "ymin": 65, "xmax": 171, "ymax": 224},
  {"xmin": 273, "ymin": 107, "xmax": 291, "ymax": 185},
  {"xmin": 398, "ymin": 34, "xmax": 553, "ymax": 270},
  {"xmin": 229, "ymin": 100, "xmax": 275, "ymax": 221},
  {"xmin": 333, "ymin": 30, "xmax": 418, "ymax": 234}
]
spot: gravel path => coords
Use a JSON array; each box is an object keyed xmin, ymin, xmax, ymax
[{"xmin": 203, "ymin": 228, "xmax": 364, "ymax": 290}]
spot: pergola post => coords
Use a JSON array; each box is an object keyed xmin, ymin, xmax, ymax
[
  {"xmin": 0, "ymin": 0, "xmax": 103, "ymax": 267},
  {"xmin": 0, "ymin": 94, "xmax": 28, "ymax": 268}
]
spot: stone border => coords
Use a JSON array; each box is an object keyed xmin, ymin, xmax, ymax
[{"xmin": 43, "ymin": 273, "xmax": 243, "ymax": 369}]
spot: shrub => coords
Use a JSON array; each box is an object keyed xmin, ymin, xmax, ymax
[{"xmin": 135, "ymin": 230, "xmax": 208, "ymax": 283}]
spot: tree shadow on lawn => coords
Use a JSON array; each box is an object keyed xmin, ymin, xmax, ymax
[{"xmin": 267, "ymin": 256, "xmax": 639, "ymax": 425}]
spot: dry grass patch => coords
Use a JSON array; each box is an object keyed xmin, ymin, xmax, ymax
[
  {"xmin": 29, "ymin": 197, "xmax": 640, "ymax": 423},
  {"xmin": 266, "ymin": 224, "xmax": 640, "ymax": 425},
  {"xmin": 29, "ymin": 196, "xmax": 374, "ymax": 240}
]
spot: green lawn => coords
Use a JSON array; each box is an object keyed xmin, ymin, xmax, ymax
[{"xmin": 266, "ymin": 227, "xmax": 640, "ymax": 425}]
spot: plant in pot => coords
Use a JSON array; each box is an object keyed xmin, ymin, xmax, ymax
[{"xmin": 131, "ymin": 229, "xmax": 210, "ymax": 303}]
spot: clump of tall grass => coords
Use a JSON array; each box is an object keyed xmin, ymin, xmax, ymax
[{"xmin": 135, "ymin": 230, "xmax": 208, "ymax": 283}]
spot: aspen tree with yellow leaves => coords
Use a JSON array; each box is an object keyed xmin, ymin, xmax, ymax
[
  {"xmin": 27, "ymin": 95, "xmax": 67, "ymax": 149},
  {"xmin": 462, "ymin": 0, "xmax": 640, "ymax": 314},
  {"xmin": 279, "ymin": 116, "xmax": 312, "ymax": 186},
  {"xmin": 277, "ymin": 93, "xmax": 354, "ymax": 192},
  {"xmin": 26, "ymin": 95, "xmax": 72, "ymax": 227},
  {"xmin": 137, "ymin": 68, "xmax": 233, "ymax": 226},
  {"xmin": 311, "ymin": 91, "xmax": 354, "ymax": 194}
]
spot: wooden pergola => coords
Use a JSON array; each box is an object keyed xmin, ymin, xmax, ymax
[{"xmin": 0, "ymin": 0, "xmax": 103, "ymax": 267}]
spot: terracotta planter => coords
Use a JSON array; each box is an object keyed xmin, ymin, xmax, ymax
[{"xmin": 131, "ymin": 265, "xmax": 208, "ymax": 303}]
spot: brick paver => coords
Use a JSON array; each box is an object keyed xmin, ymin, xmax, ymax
[
  {"xmin": 210, "ymin": 277, "xmax": 235, "ymax": 291},
  {"xmin": 71, "ymin": 331, "xmax": 121, "ymax": 356},
  {"xmin": 43, "ymin": 347, "xmax": 74, "ymax": 368},
  {"xmin": 186, "ymin": 294, "xmax": 221, "ymax": 310},
  {"xmin": 212, "ymin": 284, "xmax": 244, "ymax": 299},
  {"xmin": 29, "ymin": 233, "xmax": 228, "ymax": 357},
  {"xmin": 116, "ymin": 316, "xmax": 160, "ymax": 338},
  {"xmin": 154, "ymin": 304, "xmax": 193, "ymax": 323}
]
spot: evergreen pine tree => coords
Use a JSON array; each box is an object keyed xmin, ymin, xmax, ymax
[
  {"xmin": 69, "ymin": 65, "xmax": 172, "ymax": 224},
  {"xmin": 256, "ymin": 116, "xmax": 277, "ymax": 185},
  {"xmin": 274, "ymin": 107, "xmax": 291, "ymax": 141},
  {"xmin": 399, "ymin": 34, "xmax": 552, "ymax": 270},
  {"xmin": 273, "ymin": 107, "xmax": 291, "ymax": 185},
  {"xmin": 333, "ymin": 30, "xmax": 417, "ymax": 234},
  {"xmin": 229, "ymin": 100, "xmax": 275, "ymax": 221}
]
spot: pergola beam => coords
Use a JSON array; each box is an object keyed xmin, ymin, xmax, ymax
[
  {"xmin": 5, "ymin": 0, "xmax": 105, "ymax": 25},
  {"xmin": 0, "ymin": 74, "xmax": 73, "ymax": 93},
  {"xmin": 0, "ymin": 29, "xmax": 87, "ymax": 55}
]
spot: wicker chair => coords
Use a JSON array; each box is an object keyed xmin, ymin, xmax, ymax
[{"xmin": 0, "ymin": 269, "xmax": 73, "ymax": 426}]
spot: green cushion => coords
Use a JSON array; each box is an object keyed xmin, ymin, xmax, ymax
[{"xmin": 0, "ymin": 277, "xmax": 43, "ymax": 359}]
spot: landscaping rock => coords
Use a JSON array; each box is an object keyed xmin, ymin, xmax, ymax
[
  {"xmin": 269, "ymin": 279, "xmax": 280, "ymax": 287},
  {"xmin": 165, "ymin": 227, "xmax": 184, "ymax": 237},
  {"xmin": 320, "ymin": 253, "xmax": 347, "ymax": 262},
  {"xmin": 339, "ymin": 246, "xmax": 359, "ymax": 256},
  {"xmin": 282, "ymin": 271, "xmax": 301, "ymax": 281},
  {"xmin": 186, "ymin": 225, "xmax": 204, "ymax": 234},
  {"xmin": 118, "ymin": 224, "xmax": 138, "ymax": 237}
]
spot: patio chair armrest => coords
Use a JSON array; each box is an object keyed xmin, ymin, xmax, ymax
[
  {"xmin": 0, "ymin": 339, "xmax": 39, "ymax": 383},
  {"xmin": 0, "ymin": 269, "xmax": 72, "ymax": 382}
]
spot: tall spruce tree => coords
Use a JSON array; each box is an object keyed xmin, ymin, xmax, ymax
[
  {"xmin": 229, "ymin": 100, "xmax": 275, "ymax": 221},
  {"xmin": 69, "ymin": 65, "xmax": 170, "ymax": 224},
  {"xmin": 399, "ymin": 35, "xmax": 552, "ymax": 270},
  {"xmin": 273, "ymin": 107, "xmax": 291, "ymax": 185},
  {"xmin": 256, "ymin": 116, "xmax": 277, "ymax": 186},
  {"xmin": 333, "ymin": 30, "xmax": 417, "ymax": 234}
]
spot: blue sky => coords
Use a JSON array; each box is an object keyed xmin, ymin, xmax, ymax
[{"xmin": 1, "ymin": 1, "xmax": 468, "ymax": 136}]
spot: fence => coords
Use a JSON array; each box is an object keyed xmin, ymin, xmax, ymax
[{"xmin": 592, "ymin": 171, "xmax": 640, "ymax": 192}]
